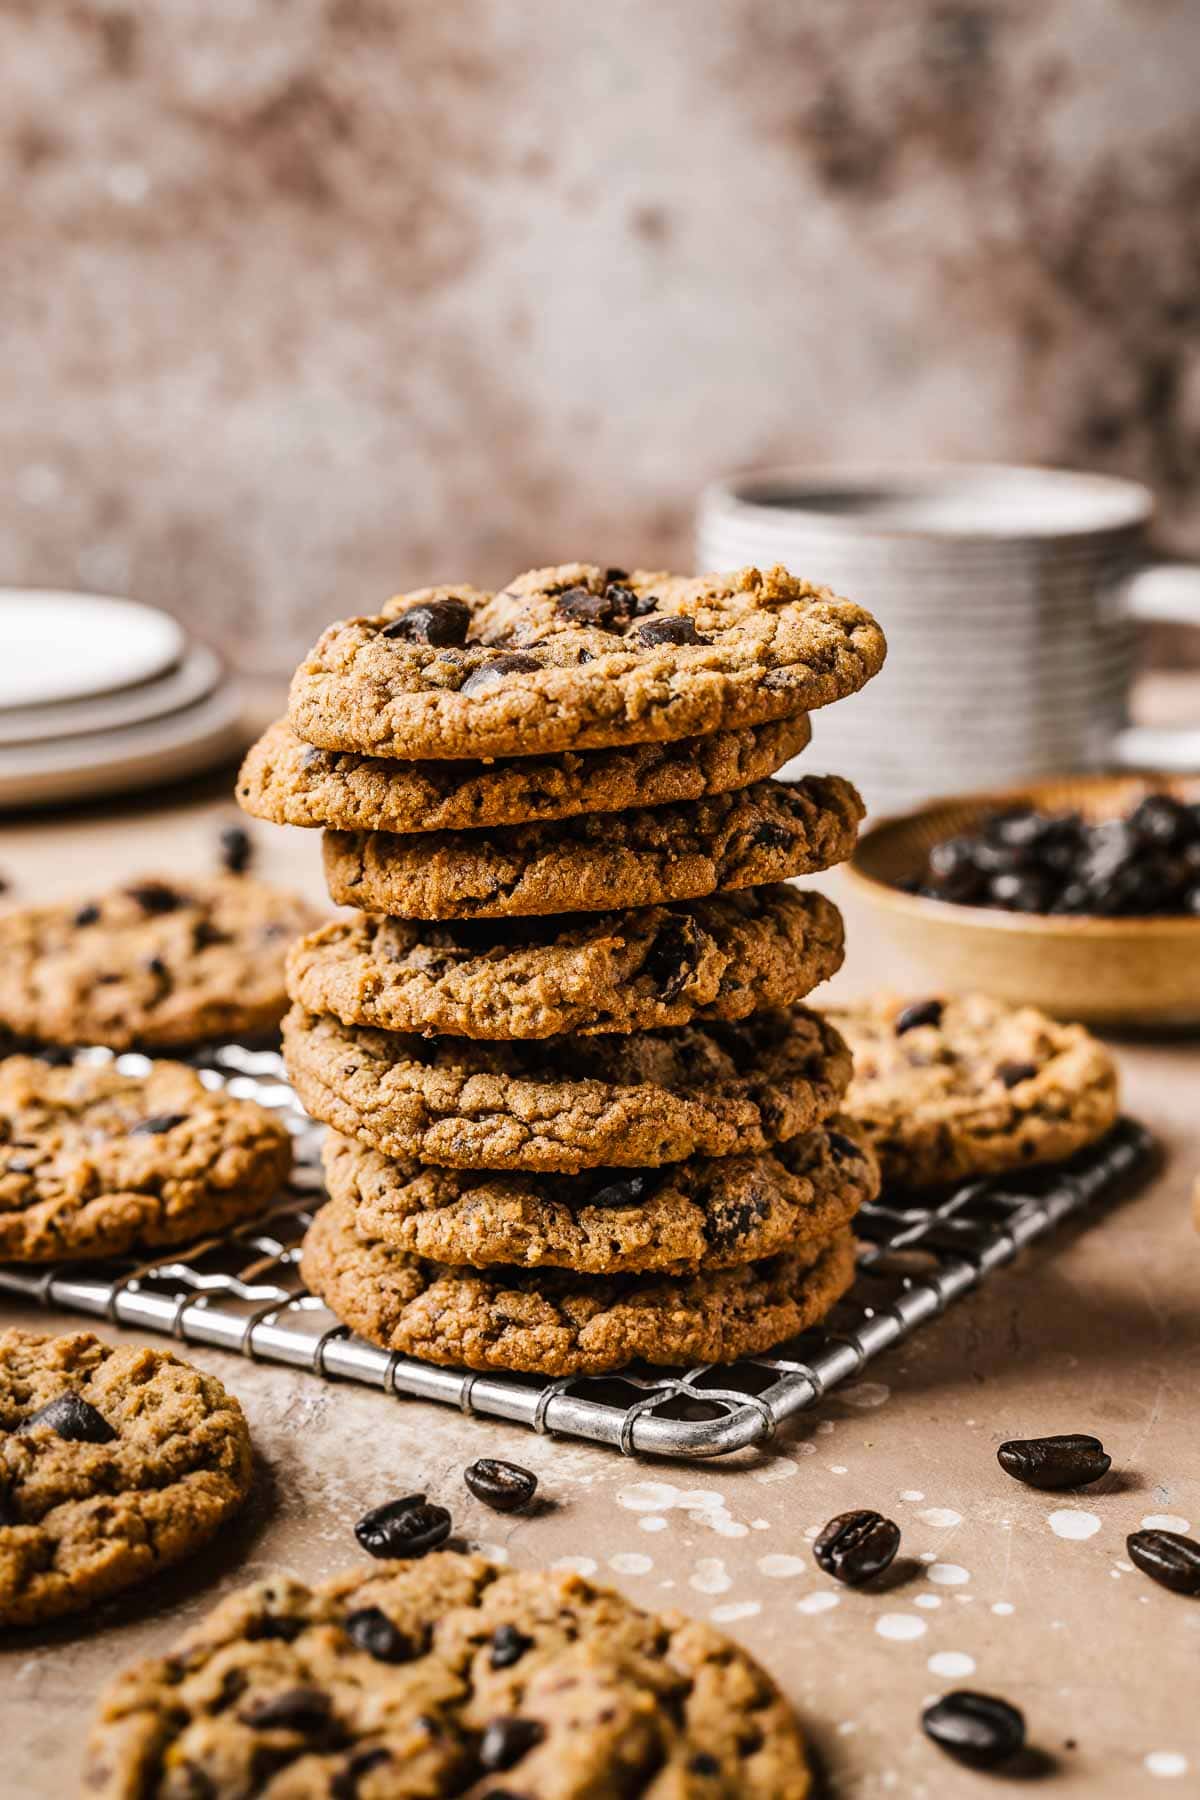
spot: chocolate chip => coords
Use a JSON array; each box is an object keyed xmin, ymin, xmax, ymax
[
  {"xmin": 643, "ymin": 914, "xmax": 704, "ymax": 1003},
  {"xmin": 556, "ymin": 586, "xmax": 619, "ymax": 626},
  {"xmin": 354, "ymin": 1493, "xmax": 452, "ymax": 1559},
  {"xmin": 996, "ymin": 1060, "xmax": 1038, "ymax": 1089},
  {"xmin": 636, "ymin": 615, "xmax": 708, "ymax": 647},
  {"xmin": 751, "ymin": 819, "xmax": 794, "ymax": 851},
  {"xmin": 709, "ymin": 1186, "xmax": 770, "ymax": 1251},
  {"xmin": 218, "ymin": 824, "xmax": 252, "ymax": 874},
  {"xmin": 825, "ymin": 1130, "xmax": 863, "ymax": 1163},
  {"xmin": 130, "ymin": 1113, "xmax": 188, "ymax": 1136},
  {"xmin": 489, "ymin": 1623, "xmax": 533, "ymax": 1669},
  {"xmin": 586, "ymin": 1171, "xmax": 655, "ymax": 1209},
  {"xmin": 381, "ymin": 597, "xmax": 471, "ymax": 646},
  {"xmin": 603, "ymin": 566, "xmax": 629, "ymax": 583},
  {"xmin": 895, "ymin": 998, "xmax": 944, "ymax": 1034},
  {"xmin": 143, "ymin": 955, "xmax": 169, "ymax": 981},
  {"xmin": 125, "ymin": 881, "xmax": 182, "ymax": 914},
  {"xmin": 344, "ymin": 1606, "xmax": 417, "ymax": 1662},
  {"xmin": 813, "ymin": 1509, "xmax": 900, "ymax": 1585},
  {"xmin": 1127, "ymin": 1528, "xmax": 1200, "ymax": 1595},
  {"xmin": 173, "ymin": 1764, "xmax": 217, "ymax": 1799},
  {"xmin": 20, "ymin": 1393, "xmax": 117, "ymax": 1444},
  {"xmin": 246, "ymin": 1613, "xmax": 305, "ymax": 1642},
  {"xmin": 997, "ymin": 1434, "xmax": 1111, "ymax": 1490},
  {"xmin": 689, "ymin": 1751, "xmax": 721, "ymax": 1775},
  {"xmin": 460, "ymin": 653, "xmax": 542, "ymax": 696},
  {"xmin": 464, "ymin": 1459, "xmax": 538, "ymax": 1514},
  {"xmin": 240, "ymin": 1686, "xmax": 332, "ymax": 1734},
  {"xmin": 330, "ymin": 1748, "xmax": 392, "ymax": 1800},
  {"xmin": 192, "ymin": 920, "xmax": 231, "ymax": 951},
  {"xmin": 73, "ymin": 903, "xmax": 101, "ymax": 927},
  {"xmin": 921, "ymin": 1690, "xmax": 1026, "ymax": 1769},
  {"xmin": 478, "ymin": 1717, "xmax": 545, "ymax": 1771}
]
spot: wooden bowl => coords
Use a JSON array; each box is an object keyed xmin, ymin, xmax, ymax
[{"xmin": 844, "ymin": 772, "xmax": 1200, "ymax": 1030}]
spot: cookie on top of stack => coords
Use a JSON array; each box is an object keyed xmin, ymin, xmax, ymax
[{"xmin": 239, "ymin": 562, "xmax": 887, "ymax": 1377}]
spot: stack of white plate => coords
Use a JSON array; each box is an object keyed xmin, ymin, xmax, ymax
[{"xmin": 0, "ymin": 591, "xmax": 247, "ymax": 809}]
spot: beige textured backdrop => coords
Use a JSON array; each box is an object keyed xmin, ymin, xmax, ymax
[{"xmin": 2, "ymin": 0, "xmax": 1199, "ymax": 674}]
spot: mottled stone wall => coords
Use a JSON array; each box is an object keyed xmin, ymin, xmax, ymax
[{"xmin": 2, "ymin": 0, "xmax": 1198, "ymax": 673}]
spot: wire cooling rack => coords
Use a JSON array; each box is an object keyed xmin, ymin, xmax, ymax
[{"xmin": 0, "ymin": 1044, "xmax": 1154, "ymax": 1461}]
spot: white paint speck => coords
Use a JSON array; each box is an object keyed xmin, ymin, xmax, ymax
[
  {"xmin": 928, "ymin": 1650, "xmax": 976, "ymax": 1678},
  {"xmin": 919, "ymin": 1551, "xmax": 937, "ymax": 1564},
  {"xmin": 708, "ymin": 1515, "xmax": 750, "ymax": 1539},
  {"xmin": 876, "ymin": 1613, "xmax": 927, "ymax": 1642},
  {"xmin": 753, "ymin": 1456, "xmax": 806, "ymax": 1483},
  {"xmin": 816, "ymin": 1419, "xmax": 835, "ymax": 1435},
  {"xmin": 552, "ymin": 1556, "xmax": 597, "ymax": 1577},
  {"xmin": 1141, "ymin": 1514, "xmax": 1191, "ymax": 1534},
  {"xmin": 1048, "ymin": 1508, "xmax": 1101, "ymax": 1541},
  {"xmin": 617, "ymin": 1482, "xmax": 678, "ymax": 1512},
  {"xmin": 476, "ymin": 1543, "xmax": 510, "ymax": 1564},
  {"xmin": 928, "ymin": 1563, "xmax": 970, "ymax": 1587},
  {"xmin": 757, "ymin": 1554, "xmax": 808, "ymax": 1578},
  {"xmin": 914, "ymin": 1594, "xmax": 942, "ymax": 1610},
  {"xmin": 751, "ymin": 1518, "xmax": 770, "ymax": 1531},
  {"xmin": 609, "ymin": 1553, "xmax": 652, "ymax": 1575},
  {"xmin": 917, "ymin": 1507, "xmax": 962, "ymax": 1529},
  {"xmin": 638, "ymin": 1515, "xmax": 668, "ymax": 1533},
  {"xmin": 992, "ymin": 1601, "xmax": 1015, "ymax": 1616},
  {"xmin": 841, "ymin": 1381, "xmax": 890, "ymax": 1409},
  {"xmin": 796, "ymin": 1591, "xmax": 840, "ymax": 1615},
  {"xmin": 689, "ymin": 1558, "xmax": 732, "ymax": 1596},
  {"xmin": 1145, "ymin": 1752, "xmax": 1190, "ymax": 1779},
  {"xmin": 711, "ymin": 1600, "xmax": 761, "ymax": 1624},
  {"xmin": 900, "ymin": 1490, "xmax": 925, "ymax": 1502}
]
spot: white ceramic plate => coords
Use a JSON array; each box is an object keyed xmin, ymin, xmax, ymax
[
  {"xmin": 0, "ymin": 591, "xmax": 186, "ymax": 709},
  {"xmin": 0, "ymin": 644, "xmax": 223, "ymax": 747}
]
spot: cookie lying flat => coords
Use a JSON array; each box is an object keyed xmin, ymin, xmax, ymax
[
  {"xmin": 84, "ymin": 1553, "xmax": 812, "ymax": 1799},
  {"xmin": 238, "ymin": 712, "xmax": 812, "ymax": 832},
  {"xmin": 0, "ymin": 1056, "xmax": 292, "ymax": 1261},
  {"xmin": 284, "ymin": 1004, "xmax": 851, "ymax": 1173},
  {"xmin": 322, "ymin": 1117, "xmax": 878, "ymax": 1274},
  {"xmin": 0, "ymin": 1329, "xmax": 251, "ymax": 1628},
  {"xmin": 0, "ymin": 875, "xmax": 322, "ymax": 1049},
  {"xmin": 323, "ymin": 774, "xmax": 863, "ymax": 919},
  {"xmin": 288, "ymin": 562, "xmax": 886, "ymax": 761},
  {"xmin": 303, "ymin": 1189, "xmax": 858, "ymax": 1375},
  {"xmin": 830, "ymin": 993, "xmax": 1120, "ymax": 1189},
  {"xmin": 287, "ymin": 887, "xmax": 844, "ymax": 1040}
]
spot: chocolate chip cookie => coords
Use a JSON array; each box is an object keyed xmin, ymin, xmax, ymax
[
  {"xmin": 283, "ymin": 1005, "xmax": 852, "ymax": 1172},
  {"xmin": 303, "ymin": 1189, "xmax": 858, "ymax": 1374},
  {"xmin": 238, "ymin": 712, "xmax": 812, "ymax": 832},
  {"xmin": 84, "ymin": 1552, "xmax": 812, "ymax": 1798},
  {"xmin": 0, "ymin": 1328, "xmax": 251, "ymax": 1628},
  {"xmin": 830, "ymin": 993, "xmax": 1120, "ymax": 1189},
  {"xmin": 322, "ymin": 774, "xmax": 863, "ymax": 919},
  {"xmin": 0, "ymin": 875, "xmax": 323, "ymax": 1050},
  {"xmin": 288, "ymin": 562, "xmax": 886, "ymax": 761},
  {"xmin": 322, "ymin": 1117, "xmax": 877, "ymax": 1273},
  {"xmin": 0, "ymin": 1055, "xmax": 292, "ymax": 1261},
  {"xmin": 286, "ymin": 887, "xmax": 844, "ymax": 1040}
]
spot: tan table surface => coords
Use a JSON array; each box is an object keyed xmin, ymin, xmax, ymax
[{"xmin": 1, "ymin": 757, "xmax": 1197, "ymax": 1799}]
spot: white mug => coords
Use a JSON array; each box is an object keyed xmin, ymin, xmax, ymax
[{"xmin": 697, "ymin": 464, "xmax": 1200, "ymax": 816}]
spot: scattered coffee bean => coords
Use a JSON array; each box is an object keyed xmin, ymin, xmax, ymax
[
  {"xmin": 20, "ymin": 1393, "xmax": 117, "ymax": 1444},
  {"xmin": 489, "ymin": 1623, "xmax": 533, "ymax": 1669},
  {"xmin": 996, "ymin": 1434, "xmax": 1111, "ymax": 1490},
  {"xmin": 895, "ymin": 998, "xmax": 944, "ymax": 1035},
  {"xmin": 218, "ymin": 824, "xmax": 253, "ymax": 874},
  {"xmin": 636, "ymin": 615, "xmax": 708, "ymax": 647},
  {"xmin": 381, "ymin": 598, "xmax": 471, "ymax": 647},
  {"xmin": 73, "ymin": 902, "xmax": 101, "ymax": 927},
  {"xmin": 460, "ymin": 653, "xmax": 542, "ymax": 696},
  {"xmin": 125, "ymin": 881, "xmax": 182, "ymax": 914},
  {"xmin": 464, "ymin": 1459, "xmax": 538, "ymax": 1514},
  {"xmin": 922, "ymin": 1690, "xmax": 1026, "ymax": 1768},
  {"xmin": 996, "ymin": 1060, "xmax": 1038, "ymax": 1089},
  {"xmin": 478, "ymin": 1717, "xmax": 545, "ymax": 1771},
  {"xmin": 1127, "ymin": 1529, "xmax": 1200, "ymax": 1596},
  {"xmin": 354, "ymin": 1493, "xmax": 452, "ymax": 1559},
  {"xmin": 240, "ymin": 1686, "xmax": 332, "ymax": 1734},
  {"xmin": 343, "ymin": 1606, "xmax": 417, "ymax": 1663},
  {"xmin": 813, "ymin": 1509, "xmax": 900, "ymax": 1585},
  {"xmin": 130, "ymin": 1113, "xmax": 188, "ymax": 1136}
]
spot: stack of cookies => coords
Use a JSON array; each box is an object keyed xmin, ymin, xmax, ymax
[{"xmin": 238, "ymin": 562, "xmax": 887, "ymax": 1377}]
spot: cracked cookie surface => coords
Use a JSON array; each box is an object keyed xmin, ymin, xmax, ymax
[
  {"xmin": 0, "ymin": 1056, "xmax": 292, "ymax": 1261},
  {"xmin": 0, "ymin": 1329, "xmax": 251, "ymax": 1628},
  {"xmin": 283, "ymin": 1005, "xmax": 852, "ymax": 1173},
  {"xmin": 323, "ymin": 775, "xmax": 863, "ymax": 919},
  {"xmin": 84, "ymin": 1552, "xmax": 811, "ymax": 1798},
  {"xmin": 286, "ymin": 888, "xmax": 844, "ymax": 1040},
  {"xmin": 303, "ymin": 1191, "xmax": 858, "ymax": 1374},
  {"xmin": 0, "ymin": 875, "xmax": 323, "ymax": 1050},
  {"xmin": 288, "ymin": 562, "xmax": 885, "ymax": 761},
  {"xmin": 322, "ymin": 1117, "xmax": 877, "ymax": 1274},
  {"xmin": 830, "ymin": 992, "xmax": 1119, "ymax": 1189},
  {"xmin": 238, "ymin": 712, "xmax": 812, "ymax": 833}
]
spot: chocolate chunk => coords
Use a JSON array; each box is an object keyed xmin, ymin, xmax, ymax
[
  {"xmin": 752, "ymin": 820, "xmax": 794, "ymax": 851},
  {"xmin": 72, "ymin": 903, "xmax": 101, "ymax": 927},
  {"xmin": 330, "ymin": 1748, "xmax": 392, "ymax": 1800},
  {"xmin": 636, "ymin": 615, "xmax": 708, "ymax": 647},
  {"xmin": 489, "ymin": 1623, "xmax": 534, "ymax": 1669},
  {"xmin": 478, "ymin": 1717, "xmax": 545, "ymax": 1771},
  {"xmin": 218, "ymin": 824, "xmax": 253, "ymax": 874},
  {"xmin": 125, "ymin": 881, "xmax": 182, "ymax": 914},
  {"xmin": 643, "ymin": 914, "xmax": 703, "ymax": 1002},
  {"xmin": 460, "ymin": 653, "xmax": 542, "ymax": 696},
  {"xmin": 825, "ymin": 1129, "xmax": 863, "ymax": 1163},
  {"xmin": 813, "ymin": 1509, "xmax": 900, "ymax": 1585},
  {"xmin": 464, "ymin": 1459, "xmax": 538, "ymax": 1514},
  {"xmin": 709, "ymin": 1186, "xmax": 770, "ymax": 1251},
  {"xmin": 19, "ymin": 1393, "xmax": 117, "ymax": 1444},
  {"xmin": 130, "ymin": 1113, "xmax": 188, "ymax": 1136},
  {"xmin": 344, "ymin": 1606, "xmax": 418, "ymax": 1662},
  {"xmin": 354, "ymin": 1493, "xmax": 452, "ymax": 1558},
  {"xmin": 1127, "ymin": 1528, "xmax": 1200, "ymax": 1595},
  {"xmin": 996, "ymin": 1061, "xmax": 1038, "ymax": 1089},
  {"xmin": 996, "ymin": 1434, "xmax": 1111, "ymax": 1490},
  {"xmin": 246, "ymin": 1613, "xmax": 305, "ymax": 1643},
  {"xmin": 689, "ymin": 1751, "xmax": 721, "ymax": 1775},
  {"xmin": 556, "ymin": 585, "xmax": 624, "ymax": 627},
  {"xmin": 921, "ymin": 1690, "xmax": 1026, "ymax": 1769},
  {"xmin": 381, "ymin": 598, "xmax": 471, "ymax": 647},
  {"xmin": 239, "ymin": 1686, "xmax": 332, "ymax": 1734},
  {"xmin": 894, "ymin": 998, "xmax": 944, "ymax": 1035},
  {"xmin": 586, "ymin": 1171, "xmax": 655, "ymax": 1210}
]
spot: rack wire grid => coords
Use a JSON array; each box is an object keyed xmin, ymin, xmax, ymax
[{"xmin": 0, "ymin": 1043, "xmax": 1154, "ymax": 1461}]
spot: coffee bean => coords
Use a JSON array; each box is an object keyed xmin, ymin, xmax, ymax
[
  {"xmin": 125, "ymin": 882, "xmax": 182, "ymax": 914},
  {"xmin": 996, "ymin": 1060, "xmax": 1038, "ymax": 1089},
  {"xmin": 130, "ymin": 1113, "xmax": 188, "ymax": 1136},
  {"xmin": 19, "ymin": 1393, "xmax": 117, "ymax": 1444},
  {"xmin": 643, "ymin": 914, "xmax": 703, "ymax": 1002},
  {"xmin": 478, "ymin": 1717, "xmax": 545, "ymax": 1771},
  {"xmin": 812, "ymin": 1510, "xmax": 900, "ymax": 1585},
  {"xmin": 344, "ymin": 1605, "xmax": 417, "ymax": 1662},
  {"xmin": 586, "ymin": 1171, "xmax": 655, "ymax": 1209},
  {"xmin": 636, "ymin": 615, "xmax": 708, "ymax": 647},
  {"xmin": 460, "ymin": 653, "xmax": 542, "ymax": 696},
  {"xmin": 381, "ymin": 598, "xmax": 471, "ymax": 647},
  {"xmin": 72, "ymin": 903, "xmax": 101, "ymax": 927},
  {"xmin": 1127, "ymin": 1529, "xmax": 1200, "ymax": 1595},
  {"xmin": 218, "ymin": 824, "xmax": 252, "ymax": 874},
  {"xmin": 464, "ymin": 1459, "xmax": 538, "ymax": 1514},
  {"xmin": 895, "ymin": 998, "xmax": 943, "ymax": 1034},
  {"xmin": 922, "ymin": 1690, "xmax": 1026, "ymax": 1768},
  {"xmin": 354, "ymin": 1493, "xmax": 452, "ymax": 1558},
  {"xmin": 240, "ymin": 1686, "xmax": 332, "ymax": 1734},
  {"xmin": 489, "ymin": 1623, "xmax": 534, "ymax": 1669},
  {"xmin": 997, "ymin": 1433, "xmax": 1111, "ymax": 1489}
]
